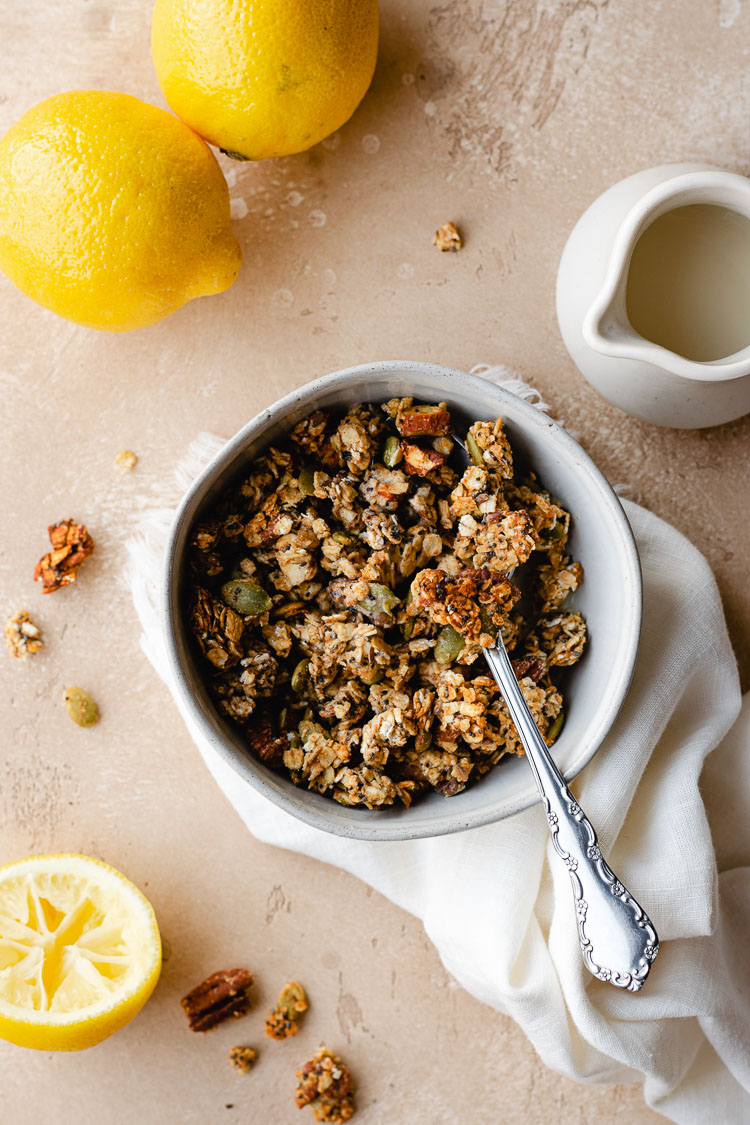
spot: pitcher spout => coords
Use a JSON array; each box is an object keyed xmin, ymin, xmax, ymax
[{"xmin": 583, "ymin": 291, "xmax": 636, "ymax": 360}]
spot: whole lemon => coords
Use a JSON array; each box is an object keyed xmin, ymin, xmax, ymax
[
  {"xmin": 151, "ymin": 0, "xmax": 379, "ymax": 161},
  {"xmin": 0, "ymin": 91, "xmax": 241, "ymax": 332}
]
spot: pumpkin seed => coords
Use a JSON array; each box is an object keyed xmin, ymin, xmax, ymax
[
  {"xmin": 298, "ymin": 465, "xmax": 316, "ymax": 496},
  {"xmin": 434, "ymin": 625, "xmax": 465, "ymax": 664},
  {"xmin": 357, "ymin": 583, "xmax": 400, "ymax": 620},
  {"xmin": 547, "ymin": 713, "xmax": 565, "ymax": 743},
  {"xmin": 220, "ymin": 578, "xmax": 271, "ymax": 616},
  {"xmin": 64, "ymin": 686, "xmax": 99, "ymax": 728},
  {"xmin": 414, "ymin": 729, "xmax": 432, "ymax": 752},
  {"xmin": 479, "ymin": 607, "xmax": 497, "ymax": 639},
  {"xmin": 277, "ymin": 980, "xmax": 308, "ymax": 1020},
  {"xmin": 291, "ymin": 658, "xmax": 310, "ymax": 693},
  {"xmin": 466, "ymin": 432, "xmax": 484, "ymax": 466},
  {"xmin": 382, "ymin": 435, "xmax": 402, "ymax": 467},
  {"xmin": 298, "ymin": 718, "xmax": 327, "ymax": 742}
]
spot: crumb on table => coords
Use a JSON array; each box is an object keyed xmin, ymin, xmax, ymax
[
  {"xmin": 115, "ymin": 449, "xmax": 138, "ymax": 470},
  {"xmin": 433, "ymin": 221, "xmax": 462, "ymax": 251},
  {"xmin": 228, "ymin": 1045, "xmax": 257, "ymax": 1074},
  {"xmin": 4, "ymin": 610, "xmax": 43, "ymax": 660}
]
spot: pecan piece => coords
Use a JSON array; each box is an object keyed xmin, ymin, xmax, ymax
[
  {"xmin": 512, "ymin": 654, "xmax": 547, "ymax": 683},
  {"xmin": 400, "ymin": 441, "xmax": 446, "ymax": 477},
  {"xmin": 246, "ymin": 710, "xmax": 286, "ymax": 768},
  {"xmin": 181, "ymin": 968, "xmax": 254, "ymax": 1032},
  {"xmin": 34, "ymin": 519, "xmax": 94, "ymax": 593},
  {"xmin": 398, "ymin": 406, "xmax": 451, "ymax": 437},
  {"xmin": 295, "ymin": 1046, "xmax": 355, "ymax": 1123}
]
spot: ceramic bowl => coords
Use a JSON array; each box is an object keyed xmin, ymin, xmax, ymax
[{"xmin": 162, "ymin": 361, "xmax": 641, "ymax": 841}]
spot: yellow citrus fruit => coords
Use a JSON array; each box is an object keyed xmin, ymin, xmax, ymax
[
  {"xmin": 151, "ymin": 0, "xmax": 379, "ymax": 161},
  {"xmin": 0, "ymin": 853, "xmax": 162, "ymax": 1051},
  {"xmin": 0, "ymin": 91, "xmax": 241, "ymax": 332}
]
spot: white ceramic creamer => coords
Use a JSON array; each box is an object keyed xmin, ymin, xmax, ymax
[{"xmin": 556, "ymin": 163, "xmax": 750, "ymax": 428}]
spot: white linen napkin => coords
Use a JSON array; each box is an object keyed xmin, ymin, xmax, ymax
[{"xmin": 125, "ymin": 370, "xmax": 750, "ymax": 1125}]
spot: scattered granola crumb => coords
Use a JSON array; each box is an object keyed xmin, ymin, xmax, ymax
[
  {"xmin": 4, "ymin": 611, "xmax": 43, "ymax": 660},
  {"xmin": 115, "ymin": 449, "xmax": 138, "ymax": 471},
  {"xmin": 181, "ymin": 968, "xmax": 254, "ymax": 1032},
  {"xmin": 433, "ymin": 220, "xmax": 462, "ymax": 252},
  {"xmin": 34, "ymin": 519, "xmax": 94, "ymax": 594},
  {"xmin": 295, "ymin": 1046, "xmax": 355, "ymax": 1123},
  {"xmin": 63, "ymin": 686, "xmax": 99, "ymax": 728},
  {"xmin": 266, "ymin": 981, "xmax": 308, "ymax": 1040},
  {"xmin": 228, "ymin": 1046, "xmax": 257, "ymax": 1074}
]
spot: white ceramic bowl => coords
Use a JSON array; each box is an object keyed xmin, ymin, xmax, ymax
[{"xmin": 163, "ymin": 361, "xmax": 641, "ymax": 841}]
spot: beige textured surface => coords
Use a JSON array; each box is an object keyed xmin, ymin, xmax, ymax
[{"xmin": 1, "ymin": 1, "xmax": 746, "ymax": 1122}]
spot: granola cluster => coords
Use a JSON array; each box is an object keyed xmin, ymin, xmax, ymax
[
  {"xmin": 266, "ymin": 980, "xmax": 309, "ymax": 1039},
  {"xmin": 4, "ymin": 610, "xmax": 43, "ymax": 660},
  {"xmin": 228, "ymin": 1045, "xmax": 257, "ymax": 1073},
  {"xmin": 34, "ymin": 518, "xmax": 94, "ymax": 593},
  {"xmin": 433, "ymin": 220, "xmax": 462, "ymax": 251},
  {"xmin": 295, "ymin": 1047, "xmax": 355, "ymax": 1123},
  {"xmin": 186, "ymin": 400, "xmax": 587, "ymax": 810}
]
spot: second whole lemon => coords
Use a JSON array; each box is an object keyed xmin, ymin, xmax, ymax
[
  {"xmin": 0, "ymin": 91, "xmax": 241, "ymax": 332},
  {"xmin": 151, "ymin": 0, "xmax": 379, "ymax": 161}
]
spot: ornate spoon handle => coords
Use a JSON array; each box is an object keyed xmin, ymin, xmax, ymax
[{"xmin": 483, "ymin": 643, "xmax": 659, "ymax": 991}]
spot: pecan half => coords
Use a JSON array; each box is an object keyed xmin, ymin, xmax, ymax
[
  {"xmin": 181, "ymin": 968, "xmax": 254, "ymax": 1032},
  {"xmin": 34, "ymin": 519, "xmax": 94, "ymax": 593}
]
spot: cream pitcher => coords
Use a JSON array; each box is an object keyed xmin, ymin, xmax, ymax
[{"xmin": 556, "ymin": 163, "xmax": 750, "ymax": 428}]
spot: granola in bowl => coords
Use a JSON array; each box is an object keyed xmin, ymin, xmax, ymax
[{"xmin": 184, "ymin": 398, "xmax": 587, "ymax": 812}]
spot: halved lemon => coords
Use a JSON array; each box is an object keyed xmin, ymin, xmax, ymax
[{"xmin": 0, "ymin": 853, "xmax": 161, "ymax": 1050}]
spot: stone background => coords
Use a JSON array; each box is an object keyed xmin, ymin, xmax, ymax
[{"xmin": 2, "ymin": 1, "xmax": 747, "ymax": 1121}]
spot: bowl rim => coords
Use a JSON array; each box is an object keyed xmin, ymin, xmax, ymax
[{"xmin": 162, "ymin": 360, "xmax": 642, "ymax": 841}]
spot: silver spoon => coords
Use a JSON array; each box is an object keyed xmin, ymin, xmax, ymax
[{"xmin": 453, "ymin": 434, "xmax": 658, "ymax": 990}]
